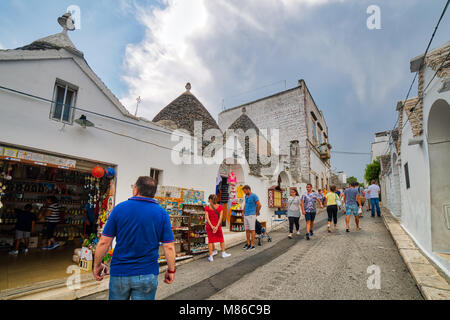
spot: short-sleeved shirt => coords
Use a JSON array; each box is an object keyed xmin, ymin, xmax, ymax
[
  {"xmin": 367, "ymin": 184, "xmax": 380, "ymax": 199},
  {"xmin": 301, "ymin": 192, "xmax": 320, "ymax": 213},
  {"xmin": 287, "ymin": 196, "xmax": 301, "ymax": 217},
  {"xmin": 15, "ymin": 209, "xmax": 36, "ymax": 232},
  {"xmin": 244, "ymin": 193, "xmax": 259, "ymax": 216},
  {"xmin": 325, "ymin": 192, "xmax": 337, "ymax": 206},
  {"xmin": 45, "ymin": 203, "xmax": 61, "ymax": 223},
  {"xmin": 102, "ymin": 196, "xmax": 174, "ymax": 277},
  {"xmin": 344, "ymin": 188, "xmax": 359, "ymax": 205}
]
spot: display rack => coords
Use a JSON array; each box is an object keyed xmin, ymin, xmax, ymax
[
  {"xmin": 183, "ymin": 204, "xmax": 208, "ymax": 254},
  {"xmin": 230, "ymin": 209, "xmax": 244, "ymax": 232}
]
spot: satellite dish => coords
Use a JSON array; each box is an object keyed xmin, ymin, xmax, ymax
[{"xmin": 58, "ymin": 12, "xmax": 76, "ymax": 32}]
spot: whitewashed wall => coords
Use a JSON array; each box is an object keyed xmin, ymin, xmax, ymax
[
  {"xmin": 0, "ymin": 59, "xmax": 219, "ymax": 205},
  {"xmin": 399, "ymin": 64, "xmax": 450, "ymax": 276}
]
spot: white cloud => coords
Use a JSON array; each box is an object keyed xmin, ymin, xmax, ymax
[
  {"xmin": 119, "ymin": 0, "xmax": 406, "ymax": 123},
  {"xmin": 119, "ymin": 0, "xmax": 349, "ymax": 119}
]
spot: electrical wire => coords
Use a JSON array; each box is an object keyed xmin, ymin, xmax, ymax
[{"xmin": 382, "ymin": 0, "xmax": 450, "ymax": 155}]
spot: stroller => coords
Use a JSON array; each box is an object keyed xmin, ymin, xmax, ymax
[{"xmin": 255, "ymin": 219, "xmax": 272, "ymax": 246}]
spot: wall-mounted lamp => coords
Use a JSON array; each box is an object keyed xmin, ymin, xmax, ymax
[{"xmin": 75, "ymin": 115, "xmax": 94, "ymax": 128}]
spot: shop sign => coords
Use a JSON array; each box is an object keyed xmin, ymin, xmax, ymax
[
  {"xmin": 3, "ymin": 148, "xmax": 18, "ymax": 158},
  {"xmin": 1, "ymin": 146, "xmax": 77, "ymax": 169},
  {"xmin": 268, "ymin": 186, "xmax": 282, "ymax": 208}
]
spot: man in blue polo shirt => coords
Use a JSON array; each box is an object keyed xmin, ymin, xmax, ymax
[
  {"xmin": 242, "ymin": 185, "xmax": 261, "ymax": 251},
  {"xmin": 93, "ymin": 176, "xmax": 176, "ymax": 300}
]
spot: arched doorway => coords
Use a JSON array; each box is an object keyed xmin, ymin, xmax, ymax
[
  {"xmin": 277, "ymin": 171, "xmax": 290, "ymax": 189},
  {"xmin": 217, "ymin": 159, "xmax": 246, "ymax": 227},
  {"xmin": 428, "ymin": 98, "xmax": 450, "ymax": 253}
]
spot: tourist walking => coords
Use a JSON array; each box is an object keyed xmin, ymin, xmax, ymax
[
  {"xmin": 301, "ymin": 184, "xmax": 324, "ymax": 240},
  {"xmin": 286, "ymin": 188, "xmax": 302, "ymax": 239},
  {"xmin": 364, "ymin": 187, "xmax": 371, "ymax": 212},
  {"xmin": 93, "ymin": 176, "xmax": 176, "ymax": 300},
  {"xmin": 242, "ymin": 185, "xmax": 261, "ymax": 251},
  {"xmin": 342, "ymin": 182, "xmax": 362, "ymax": 232},
  {"xmin": 324, "ymin": 186, "xmax": 339, "ymax": 232},
  {"xmin": 368, "ymin": 180, "xmax": 381, "ymax": 217},
  {"xmin": 205, "ymin": 194, "xmax": 231, "ymax": 262},
  {"xmin": 357, "ymin": 183, "xmax": 365, "ymax": 218}
]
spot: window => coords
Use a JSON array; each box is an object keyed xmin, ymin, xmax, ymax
[
  {"xmin": 318, "ymin": 129, "xmax": 323, "ymax": 144},
  {"xmin": 150, "ymin": 168, "xmax": 162, "ymax": 185},
  {"xmin": 312, "ymin": 120, "xmax": 317, "ymax": 143},
  {"xmin": 51, "ymin": 81, "xmax": 77, "ymax": 123},
  {"xmin": 404, "ymin": 163, "xmax": 410, "ymax": 189}
]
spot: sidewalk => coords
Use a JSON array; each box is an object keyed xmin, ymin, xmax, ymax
[{"xmin": 381, "ymin": 207, "xmax": 450, "ymax": 300}]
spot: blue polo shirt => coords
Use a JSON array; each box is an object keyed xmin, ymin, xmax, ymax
[
  {"xmin": 244, "ymin": 193, "xmax": 259, "ymax": 216},
  {"xmin": 102, "ymin": 196, "xmax": 174, "ymax": 277}
]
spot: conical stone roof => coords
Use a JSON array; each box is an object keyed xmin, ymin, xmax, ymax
[{"xmin": 153, "ymin": 83, "xmax": 220, "ymax": 136}]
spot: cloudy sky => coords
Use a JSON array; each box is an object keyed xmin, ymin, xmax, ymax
[{"xmin": 1, "ymin": 0, "xmax": 449, "ymax": 182}]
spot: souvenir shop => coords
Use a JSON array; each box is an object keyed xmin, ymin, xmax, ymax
[
  {"xmin": 216, "ymin": 164, "xmax": 247, "ymax": 232},
  {"xmin": 0, "ymin": 144, "xmax": 116, "ymax": 291}
]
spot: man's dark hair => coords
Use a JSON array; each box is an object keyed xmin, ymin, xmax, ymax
[
  {"xmin": 330, "ymin": 185, "xmax": 337, "ymax": 192},
  {"xmin": 243, "ymin": 185, "xmax": 251, "ymax": 190},
  {"xmin": 306, "ymin": 183, "xmax": 312, "ymax": 188},
  {"xmin": 135, "ymin": 176, "xmax": 157, "ymax": 198},
  {"xmin": 24, "ymin": 204, "xmax": 32, "ymax": 211},
  {"xmin": 46, "ymin": 196, "xmax": 58, "ymax": 204},
  {"xmin": 351, "ymin": 182, "xmax": 358, "ymax": 187}
]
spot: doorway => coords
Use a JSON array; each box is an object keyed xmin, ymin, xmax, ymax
[{"xmin": 428, "ymin": 99, "xmax": 450, "ymax": 253}]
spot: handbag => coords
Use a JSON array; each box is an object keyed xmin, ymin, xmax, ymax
[{"xmin": 335, "ymin": 194, "xmax": 342, "ymax": 207}]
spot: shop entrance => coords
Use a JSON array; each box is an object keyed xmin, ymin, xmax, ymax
[
  {"xmin": 0, "ymin": 144, "xmax": 116, "ymax": 292},
  {"xmin": 217, "ymin": 160, "xmax": 245, "ymax": 232},
  {"xmin": 428, "ymin": 99, "xmax": 450, "ymax": 253}
]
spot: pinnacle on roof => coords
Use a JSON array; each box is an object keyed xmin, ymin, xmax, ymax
[{"xmin": 14, "ymin": 12, "xmax": 83, "ymax": 57}]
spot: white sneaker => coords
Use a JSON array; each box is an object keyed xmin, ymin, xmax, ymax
[
  {"xmin": 212, "ymin": 250, "xmax": 218, "ymax": 256},
  {"xmin": 288, "ymin": 233, "xmax": 293, "ymax": 239},
  {"xmin": 23, "ymin": 248, "xmax": 29, "ymax": 254},
  {"xmin": 9, "ymin": 250, "xmax": 18, "ymax": 255},
  {"xmin": 296, "ymin": 231, "xmax": 301, "ymax": 235},
  {"xmin": 222, "ymin": 252, "xmax": 231, "ymax": 258},
  {"xmin": 208, "ymin": 255, "xmax": 214, "ymax": 262}
]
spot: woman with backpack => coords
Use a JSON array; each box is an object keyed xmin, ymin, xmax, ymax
[
  {"xmin": 324, "ymin": 185, "xmax": 339, "ymax": 232},
  {"xmin": 205, "ymin": 194, "xmax": 231, "ymax": 262}
]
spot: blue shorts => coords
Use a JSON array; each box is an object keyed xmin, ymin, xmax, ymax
[
  {"xmin": 346, "ymin": 204, "xmax": 359, "ymax": 216},
  {"xmin": 305, "ymin": 212, "xmax": 316, "ymax": 221}
]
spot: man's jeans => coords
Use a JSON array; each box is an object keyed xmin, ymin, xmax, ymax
[
  {"xmin": 370, "ymin": 198, "xmax": 381, "ymax": 217},
  {"xmin": 109, "ymin": 274, "xmax": 158, "ymax": 300}
]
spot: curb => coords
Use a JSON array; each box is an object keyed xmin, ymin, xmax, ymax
[{"xmin": 381, "ymin": 207, "xmax": 450, "ymax": 300}]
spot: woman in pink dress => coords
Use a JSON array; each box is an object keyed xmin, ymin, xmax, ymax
[{"xmin": 205, "ymin": 194, "xmax": 231, "ymax": 262}]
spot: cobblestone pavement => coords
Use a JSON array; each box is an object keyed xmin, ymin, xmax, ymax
[{"xmin": 81, "ymin": 210, "xmax": 422, "ymax": 300}]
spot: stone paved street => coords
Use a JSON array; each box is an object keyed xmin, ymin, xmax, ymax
[{"xmin": 81, "ymin": 209, "xmax": 423, "ymax": 300}]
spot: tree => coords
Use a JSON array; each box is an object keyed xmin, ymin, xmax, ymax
[
  {"xmin": 365, "ymin": 158, "xmax": 381, "ymax": 184},
  {"xmin": 347, "ymin": 176, "xmax": 358, "ymax": 184}
]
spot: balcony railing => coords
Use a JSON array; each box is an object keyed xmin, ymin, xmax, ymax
[{"xmin": 318, "ymin": 143, "xmax": 331, "ymax": 160}]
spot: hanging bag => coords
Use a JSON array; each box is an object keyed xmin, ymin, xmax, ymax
[{"xmin": 335, "ymin": 193, "xmax": 342, "ymax": 207}]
